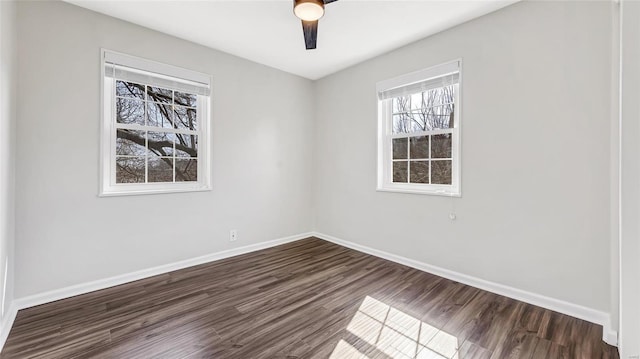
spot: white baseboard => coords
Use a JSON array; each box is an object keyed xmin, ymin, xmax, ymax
[
  {"xmin": 311, "ymin": 231, "xmax": 618, "ymax": 347},
  {"xmin": 0, "ymin": 231, "xmax": 618, "ymax": 351},
  {"xmin": 603, "ymin": 325, "xmax": 618, "ymax": 348},
  {"xmin": 0, "ymin": 232, "xmax": 313, "ymax": 351},
  {"xmin": 0, "ymin": 303, "xmax": 18, "ymax": 351}
]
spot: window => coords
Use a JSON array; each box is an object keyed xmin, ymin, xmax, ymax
[
  {"xmin": 100, "ymin": 50, "xmax": 211, "ymax": 196},
  {"xmin": 376, "ymin": 60, "xmax": 461, "ymax": 196}
]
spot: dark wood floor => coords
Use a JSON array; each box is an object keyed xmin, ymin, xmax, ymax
[{"xmin": 1, "ymin": 237, "xmax": 618, "ymax": 358}]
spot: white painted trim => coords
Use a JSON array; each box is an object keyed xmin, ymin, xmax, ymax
[
  {"xmin": 603, "ymin": 324, "xmax": 619, "ymax": 348},
  {"xmin": 311, "ymin": 232, "xmax": 618, "ymax": 347},
  {"xmin": 103, "ymin": 49, "xmax": 211, "ymax": 86},
  {"xmin": 0, "ymin": 303, "xmax": 18, "ymax": 352},
  {"xmin": 0, "ymin": 232, "xmax": 312, "ymax": 352},
  {"xmin": 616, "ymin": 0, "xmax": 624, "ymax": 354},
  {"xmin": 14, "ymin": 232, "xmax": 312, "ymax": 310},
  {"xmin": 376, "ymin": 59, "xmax": 460, "ymax": 96}
]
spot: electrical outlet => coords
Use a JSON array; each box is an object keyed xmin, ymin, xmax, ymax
[{"xmin": 230, "ymin": 230, "xmax": 238, "ymax": 242}]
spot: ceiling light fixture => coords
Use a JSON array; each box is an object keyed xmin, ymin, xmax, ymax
[
  {"xmin": 292, "ymin": 0, "xmax": 338, "ymax": 50},
  {"xmin": 293, "ymin": 0, "xmax": 325, "ymax": 21}
]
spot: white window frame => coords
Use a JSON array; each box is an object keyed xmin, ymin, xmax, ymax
[
  {"xmin": 99, "ymin": 49, "xmax": 212, "ymax": 196},
  {"xmin": 376, "ymin": 59, "xmax": 462, "ymax": 197}
]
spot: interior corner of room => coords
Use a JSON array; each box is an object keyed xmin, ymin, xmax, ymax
[{"xmin": 0, "ymin": 0, "xmax": 638, "ymax": 358}]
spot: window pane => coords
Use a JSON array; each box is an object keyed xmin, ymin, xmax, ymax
[
  {"xmin": 392, "ymin": 114, "xmax": 408, "ymax": 134},
  {"xmin": 423, "ymin": 104, "xmax": 454, "ymax": 130},
  {"xmin": 175, "ymin": 134, "xmax": 198, "ymax": 158},
  {"xmin": 393, "ymin": 161, "xmax": 408, "ymax": 183},
  {"xmin": 174, "ymin": 106, "xmax": 197, "ymax": 131},
  {"xmin": 148, "ymin": 131, "xmax": 176, "ymax": 157},
  {"xmin": 417, "ymin": 85, "xmax": 456, "ymax": 108},
  {"xmin": 431, "ymin": 134, "xmax": 452, "ymax": 158},
  {"xmin": 409, "ymin": 92, "xmax": 424, "ymax": 111},
  {"xmin": 398, "ymin": 105, "xmax": 451, "ymax": 131},
  {"xmin": 431, "ymin": 160, "xmax": 452, "ymax": 185},
  {"xmin": 392, "ymin": 138, "xmax": 408, "ymax": 160},
  {"xmin": 410, "ymin": 136, "xmax": 429, "ymax": 159},
  {"xmin": 116, "ymin": 157, "xmax": 145, "ymax": 183},
  {"xmin": 116, "ymin": 97, "xmax": 145, "ymax": 125},
  {"xmin": 175, "ymin": 91, "xmax": 197, "ymax": 107},
  {"xmin": 392, "ymin": 85, "xmax": 455, "ymax": 132},
  {"xmin": 116, "ymin": 130, "xmax": 146, "ymax": 156},
  {"xmin": 116, "ymin": 81, "xmax": 144, "ymax": 99},
  {"xmin": 148, "ymin": 102, "xmax": 174, "ymax": 129},
  {"xmin": 392, "ymin": 96, "xmax": 410, "ymax": 114},
  {"xmin": 409, "ymin": 161, "xmax": 429, "ymax": 184},
  {"xmin": 392, "ymin": 107, "xmax": 453, "ymax": 133},
  {"xmin": 148, "ymin": 157, "xmax": 174, "ymax": 183},
  {"xmin": 176, "ymin": 159, "xmax": 197, "ymax": 182},
  {"xmin": 147, "ymin": 86, "xmax": 173, "ymax": 104},
  {"xmin": 392, "ymin": 113, "xmax": 427, "ymax": 134}
]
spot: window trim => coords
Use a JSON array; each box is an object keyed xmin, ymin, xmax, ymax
[
  {"xmin": 99, "ymin": 49, "xmax": 212, "ymax": 197},
  {"xmin": 376, "ymin": 59, "xmax": 462, "ymax": 197}
]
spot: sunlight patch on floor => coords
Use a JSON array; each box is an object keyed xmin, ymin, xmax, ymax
[
  {"xmin": 331, "ymin": 339, "xmax": 371, "ymax": 359},
  {"xmin": 330, "ymin": 296, "xmax": 461, "ymax": 359}
]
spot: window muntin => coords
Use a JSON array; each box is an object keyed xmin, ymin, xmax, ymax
[
  {"xmin": 101, "ymin": 50, "xmax": 211, "ymax": 196},
  {"xmin": 377, "ymin": 60, "xmax": 461, "ymax": 196}
]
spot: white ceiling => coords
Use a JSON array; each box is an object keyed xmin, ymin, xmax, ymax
[{"xmin": 65, "ymin": 0, "xmax": 518, "ymax": 80}]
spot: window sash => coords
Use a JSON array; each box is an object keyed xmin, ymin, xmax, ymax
[
  {"xmin": 389, "ymin": 128, "xmax": 453, "ymax": 139},
  {"xmin": 386, "ymin": 129, "xmax": 456, "ymax": 186},
  {"xmin": 115, "ymin": 123, "xmax": 198, "ymax": 136}
]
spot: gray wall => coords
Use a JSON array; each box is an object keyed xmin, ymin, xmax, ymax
[
  {"xmin": 619, "ymin": 0, "xmax": 640, "ymax": 356},
  {"xmin": 15, "ymin": 1, "xmax": 315, "ymax": 298},
  {"xmin": 313, "ymin": 1, "xmax": 614, "ymax": 314},
  {"xmin": 0, "ymin": 0, "xmax": 16, "ymax": 322},
  {"xmin": 12, "ymin": 0, "xmax": 623, "ymax": 339}
]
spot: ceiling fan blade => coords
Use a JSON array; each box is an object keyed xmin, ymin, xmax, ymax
[
  {"xmin": 301, "ymin": 20, "xmax": 318, "ymax": 50},
  {"xmin": 323, "ymin": 0, "xmax": 338, "ymax": 3}
]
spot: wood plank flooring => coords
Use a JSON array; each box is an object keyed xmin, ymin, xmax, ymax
[{"xmin": 1, "ymin": 238, "xmax": 619, "ymax": 358}]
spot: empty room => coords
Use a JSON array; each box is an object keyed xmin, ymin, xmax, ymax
[{"xmin": 0, "ymin": 0, "xmax": 638, "ymax": 358}]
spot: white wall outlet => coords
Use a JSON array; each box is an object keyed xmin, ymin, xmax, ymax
[
  {"xmin": 449, "ymin": 213, "xmax": 457, "ymax": 220},
  {"xmin": 230, "ymin": 230, "xmax": 238, "ymax": 242}
]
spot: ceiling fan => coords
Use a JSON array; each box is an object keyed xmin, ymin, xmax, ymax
[{"xmin": 293, "ymin": 0, "xmax": 338, "ymax": 50}]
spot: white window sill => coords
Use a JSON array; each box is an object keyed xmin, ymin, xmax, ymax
[
  {"xmin": 376, "ymin": 185, "xmax": 461, "ymax": 197},
  {"xmin": 99, "ymin": 184, "xmax": 211, "ymax": 197}
]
